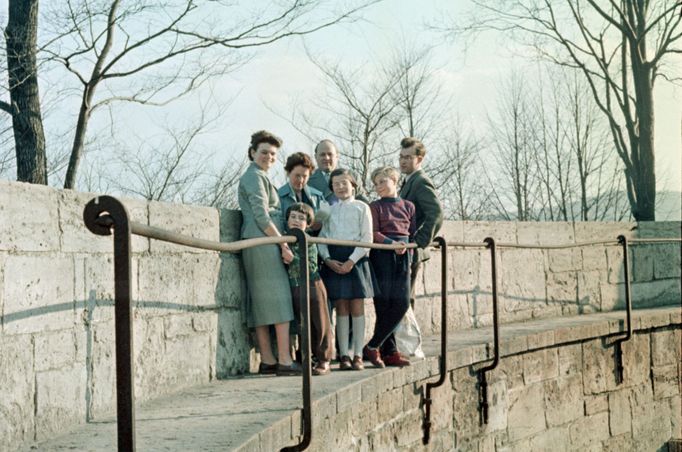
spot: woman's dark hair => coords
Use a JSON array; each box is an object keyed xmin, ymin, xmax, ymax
[
  {"xmin": 328, "ymin": 168, "xmax": 358, "ymax": 191},
  {"xmin": 284, "ymin": 152, "xmax": 315, "ymax": 173},
  {"xmin": 286, "ymin": 202, "xmax": 315, "ymax": 225},
  {"xmin": 248, "ymin": 130, "xmax": 282, "ymax": 161}
]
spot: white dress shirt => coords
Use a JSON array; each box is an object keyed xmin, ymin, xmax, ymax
[{"xmin": 318, "ymin": 197, "xmax": 372, "ymax": 263}]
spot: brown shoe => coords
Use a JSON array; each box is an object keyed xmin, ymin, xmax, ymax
[
  {"xmin": 362, "ymin": 346, "xmax": 385, "ymax": 368},
  {"xmin": 383, "ymin": 352, "xmax": 410, "ymax": 367},
  {"xmin": 352, "ymin": 355, "xmax": 364, "ymax": 371},
  {"xmin": 313, "ymin": 361, "xmax": 331, "ymax": 376},
  {"xmin": 258, "ymin": 362, "xmax": 278, "ymax": 375},
  {"xmin": 339, "ymin": 355, "xmax": 353, "ymax": 371}
]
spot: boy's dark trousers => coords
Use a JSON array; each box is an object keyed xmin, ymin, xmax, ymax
[
  {"xmin": 368, "ymin": 248, "xmax": 410, "ymax": 356},
  {"xmin": 291, "ymin": 279, "xmax": 334, "ymax": 362}
]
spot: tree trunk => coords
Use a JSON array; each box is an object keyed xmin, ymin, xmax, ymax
[{"xmin": 6, "ymin": 0, "xmax": 47, "ymax": 185}]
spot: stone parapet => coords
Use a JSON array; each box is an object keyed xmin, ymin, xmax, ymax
[{"xmin": 23, "ymin": 307, "xmax": 681, "ymax": 451}]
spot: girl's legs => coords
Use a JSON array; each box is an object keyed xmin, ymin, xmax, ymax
[
  {"xmin": 350, "ymin": 298, "xmax": 365, "ymax": 358},
  {"xmin": 255, "ymin": 325, "xmax": 277, "ymax": 365},
  {"xmin": 335, "ymin": 299, "xmax": 350, "ymax": 358}
]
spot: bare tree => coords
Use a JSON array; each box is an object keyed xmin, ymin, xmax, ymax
[
  {"xmin": 10, "ymin": 0, "xmax": 379, "ymax": 190},
  {"xmin": 3, "ymin": 0, "xmax": 47, "ymax": 184},
  {"xmin": 488, "ymin": 71, "xmax": 541, "ymax": 221},
  {"xmin": 441, "ymin": 0, "xmax": 682, "ymax": 220}
]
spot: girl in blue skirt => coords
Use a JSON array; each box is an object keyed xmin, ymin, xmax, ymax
[{"xmin": 319, "ymin": 168, "xmax": 375, "ymax": 371}]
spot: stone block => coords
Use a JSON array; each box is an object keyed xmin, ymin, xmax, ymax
[
  {"xmin": 507, "ymin": 383, "xmax": 545, "ymax": 441},
  {"xmin": 3, "ymin": 255, "xmax": 76, "ymax": 334},
  {"xmin": 395, "ymin": 409, "xmax": 423, "ymax": 447},
  {"xmin": 259, "ymin": 416, "xmax": 292, "ymax": 452},
  {"xmin": 88, "ymin": 322, "xmax": 116, "ymax": 418},
  {"xmin": 136, "ymin": 254, "xmax": 204, "ymax": 311},
  {"xmin": 350, "ymin": 399, "xmax": 378, "ymax": 437},
  {"xmin": 491, "ymin": 355, "xmax": 524, "ymax": 390},
  {"xmin": 215, "ymin": 308, "xmax": 250, "ymax": 378},
  {"xmin": 584, "ymin": 394, "xmax": 608, "ymax": 415},
  {"xmin": 188, "ymin": 254, "xmax": 222, "ymax": 308},
  {"xmin": 544, "ymin": 375, "xmax": 583, "ymax": 427},
  {"xmin": 500, "ymin": 334, "xmax": 528, "ymax": 356},
  {"xmin": 218, "ymin": 208, "xmax": 242, "ymax": 242},
  {"xmin": 548, "ymin": 248, "xmax": 582, "ymax": 273},
  {"xmin": 568, "ymin": 412, "xmax": 609, "ymax": 450},
  {"xmin": 558, "ymin": 343, "xmax": 582, "ymax": 377},
  {"xmin": 652, "ymin": 365, "xmax": 679, "ymax": 399},
  {"xmin": 485, "ymin": 378, "xmax": 507, "ymax": 432},
  {"xmin": 599, "ymin": 282, "xmax": 625, "ymax": 311},
  {"xmin": 651, "ymin": 328, "xmax": 681, "ymax": 366},
  {"xmin": 526, "ymin": 330, "xmax": 555, "ymax": 350},
  {"xmin": 602, "ymin": 434, "xmax": 635, "ymax": 452},
  {"xmin": 439, "ymin": 220, "xmax": 464, "ymax": 242},
  {"xmin": 59, "ymin": 190, "xmax": 149, "ymax": 253},
  {"xmin": 606, "ymin": 246, "xmax": 625, "ymax": 284},
  {"xmin": 671, "ymin": 395, "xmax": 682, "ymax": 439},
  {"xmin": 529, "ymin": 427, "xmax": 570, "ymax": 452},
  {"xmin": 523, "ymin": 349, "xmax": 558, "ymax": 384},
  {"xmin": 377, "ymin": 387, "xmax": 403, "ymax": 423},
  {"xmin": 499, "ymin": 249, "xmax": 546, "ymax": 312},
  {"xmin": 0, "ymin": 334, "xmax": 35, "ymax": 450},
  {"xmin": 516, "ymin": 221, "xmax": 574, "ymax": 246},
  {"xmin": 215, "ymin": 254, "xmax": 244, "ymax": 308},
  {"xmin": 635, "ymin": 221, "xmax": 682, "ymax": 238},
  {"xmin": 631, "ymin": 279, "xmax": 681, "ymax": 308},
  {"xmin": 34, "ymin": 330, "xmax": 76, "ymax": 371},
  {"xmin": 453, "ymin": 368, "xmax": 482, "ymax": 439},
  {"xmin": 0, "ymin": 180, "xmax": 59, "ymax": 252},
  {"xmin": 34, "ymin": 365, "xmax": 88, "ymax": 441},
  {"xmin": 631, "ymin": 244, "xmax": 655, "ymax": 282},
  {"xmin": 608, "ymin": 390, "xmax": 631, "ymax": 436},
  {"xmin": 577, "ymin": 271, "xmax": 602, "ymax": 313},
  {"xmin": 573, "ymin": 222, "xmax": 635, "ymax": 243},
  {"xmin": 630, "ymin": 384, "xmax": 672, "ymax": 449},
  {"xmin": 81, "ymin": 255, "xmax": 139, "ymax": 323},
  {"xmin": 336, "ymin": 381, "xmax": 362, "ymax": 414},
  {"xmin": 463, "ymin": 221, "xmax": 517, "ymax": 244},
  {"xmin": 452, "ymin": 249, "xmax": 481, "ymax": 292},
  {"xmin": 581, "ymin": 339, "xmax": 617, "ymax": 395},
  {"xmin": 621, "ymin": 333, "xmax": 650, "ymax": 386},
  {"xmin": 653, "ymin": 243, "xmax": 681, "ymax": 279},
  {"xmin": 148, "ymin": 200, "xmax": 220, "ymax": 253},
  {"xmin": 581, "ymin": 246, "xmax": 607, "ymax": 271},
  {"xmin": 546, "ymin": 271, "xmax": 577, "ymax": 305}
]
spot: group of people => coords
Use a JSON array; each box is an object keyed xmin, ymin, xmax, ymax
[{"xmin": 238, "ymin": 131, "xmax": 443, "ymax": 376}]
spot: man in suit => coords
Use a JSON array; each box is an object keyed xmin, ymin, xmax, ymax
[
  {"xmin": 308, "ymin": 139, "xmax": 338, "ymax": 203},
  {"xmin": 398, "ymin": 137, "xmax": 444, "ymax": 307}
]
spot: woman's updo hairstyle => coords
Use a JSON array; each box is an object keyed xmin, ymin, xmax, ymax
[
  {"xmin": 284, "ymin": 152, "xmax": 315, "ymax": 173},
  {"xmin": 248, "ymin": 130, "xmax": 283, "ymax": 161}
]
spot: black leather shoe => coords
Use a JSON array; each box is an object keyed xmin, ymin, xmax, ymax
[
  {"xmin": 258, "ymin": 362, "xmax": 278, "ymax": 375},
  {"xmin": 276, "ymin": 362, "xmax": 302, "ymax": 376}
]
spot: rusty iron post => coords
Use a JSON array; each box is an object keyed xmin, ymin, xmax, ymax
[
  {"xmin": 422, "ymin": 237, "xmax": 448, "ymax": 445},
  {"xmin": 613, "ymin": 234, "xmax": 632, "ymax": 384},
  {"xmin": 478, "ymin": 237, "xmax": 500, "ymax": 425},
  {"xmin": 281, "ymin": 228, "xmax": 312, "ymax": 452},
  {"xmin": 83, "ymin": 196, "xmax": 135, "ymax": 451}
]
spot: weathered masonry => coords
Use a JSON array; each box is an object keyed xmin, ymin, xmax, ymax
[{"xmin": 1, "ymin": 180, "xmax": 680, "ymax": 451}]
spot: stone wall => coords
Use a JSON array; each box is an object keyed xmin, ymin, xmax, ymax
[
  {"xmin": 1, "ymin": 180, "xmax": 680, "ymax": 450},
  {"xmin": 413, "ymin": 220, "xmax": 681, "ymax": 335},
  {"xmin": 0, "ymin": 181, "xmax": 250, "ymax": 450},
  {"xmin": 235, "ymin": 308, "xmax": 681, "ymax": 451}
]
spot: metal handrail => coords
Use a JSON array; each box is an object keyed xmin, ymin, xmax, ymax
[{"xmin": 83, "ymin": 195, "xmax": 681, "ymax": 448}]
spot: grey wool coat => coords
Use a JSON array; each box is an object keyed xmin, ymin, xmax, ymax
[{"xmin": 238, "ymin": 162, "xmax": 294, "ymax": 327}]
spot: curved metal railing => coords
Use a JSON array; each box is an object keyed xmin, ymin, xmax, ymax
[{"xmin": 83, "ymin": 195, "xmax": 681, "ymax": 449}]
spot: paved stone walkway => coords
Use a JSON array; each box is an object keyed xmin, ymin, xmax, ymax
[{"xmin": 23, "ymin": 307, "xmax": 679, "ymax": 451}]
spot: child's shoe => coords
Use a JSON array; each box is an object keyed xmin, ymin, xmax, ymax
[
  {"xmin": 352, "ymin": 355, "xmax": 364, "ymax": 370},
  {"xmin": 383, "ymin": 351, "xmax": 411, "ymax": 367},
  {"xmin": 339, "ymin": 355, "xmax": 353, "ymax": 370},
  {"xmin": 363, "ymin": 345, "xmax": 385, "ymax": 368}
]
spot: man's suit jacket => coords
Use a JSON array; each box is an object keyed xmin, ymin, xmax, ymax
[
  {"xmin": 308, "ymin": 169, "xmax": 335, "ymax": 203},
  {"xmin": 399, "ymin": 169, "xmax": 443, "ymax": 260}
]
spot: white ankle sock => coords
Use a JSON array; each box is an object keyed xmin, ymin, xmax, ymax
[
  {"xmin": 352, "ymin": 315, "xmax": 365, "ymax": 357},
  {"xmin": 337, "ymin": 315, "xmax": 350, "ymax": 357}
]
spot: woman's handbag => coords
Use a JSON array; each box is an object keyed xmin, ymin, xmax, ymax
[{"xmin": 394, "ymin": 306, "xmax": 425, "ymax": 358}]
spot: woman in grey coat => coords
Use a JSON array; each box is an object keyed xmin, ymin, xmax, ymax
[{"xmin": 238, "ymin": 130, "xmax": 300, "ymax": 376}]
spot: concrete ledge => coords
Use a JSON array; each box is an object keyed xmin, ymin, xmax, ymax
[{"xmin": 24, "ymin": 306, "xmax": 681, "ymax": 451}]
